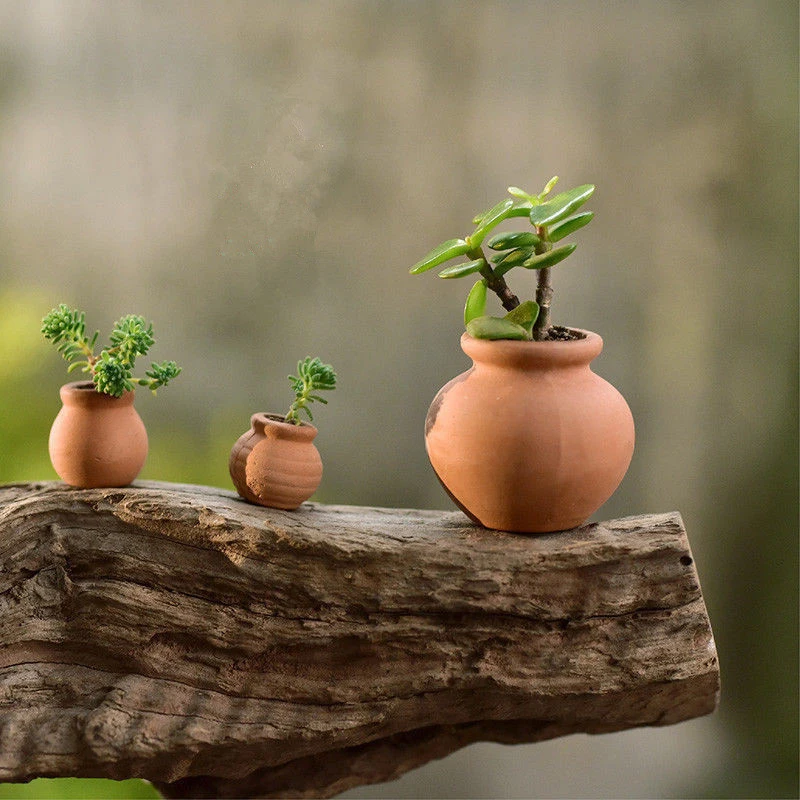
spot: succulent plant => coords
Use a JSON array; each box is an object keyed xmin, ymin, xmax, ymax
[
  {"xmin": 41, "ymin": 304, "xmax": 181, "ymax": 397},
  {"xmin": 285, "ymin": 357, "xmax": 337, "ymax": 424},
  {"xmin": 410, "ymin": 177, "xmax": 594, "ymax": 341}
]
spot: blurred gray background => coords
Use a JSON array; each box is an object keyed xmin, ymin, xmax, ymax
[{"xmin": 0, "ymin": 1, "xmax": 797, "ymax": 798}]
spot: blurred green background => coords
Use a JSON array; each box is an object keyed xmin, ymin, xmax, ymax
[{"xmin": 0, "ymin": 1, "xmax": 796, "ymax": 798}]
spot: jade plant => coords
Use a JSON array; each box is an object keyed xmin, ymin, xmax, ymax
[
  {"xmin": 410, "ymin": 177, "xmax": 594, "ymax": 341},
  {"xmin": 284, "ymin": 357, "xmax": 337, "ymax": 424},
  {"xmin": 41, "ymin": 304, "xmax": 181, "ymax": 397}
]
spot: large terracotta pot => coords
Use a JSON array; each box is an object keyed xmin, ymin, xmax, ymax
[
  {"xmin": 229, "ymin": 413, "xmax": 323, "ymax": 510},
  {"xmin": 425, "ymin": 330, "xmax": 635, "ymax": 533},
  {"xmin": 49, "ymin": 381, "xmax": 148, "ymax": 488}
]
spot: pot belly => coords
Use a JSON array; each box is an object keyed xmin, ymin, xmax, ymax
[{"xmin": 425, "ymin": 371, "xmax": 634, "ymax": 533}]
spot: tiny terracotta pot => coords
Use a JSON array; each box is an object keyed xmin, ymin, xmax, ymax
[
  {"xmin": 48, "ymin": 381, "xmax": 148, "ymax": 489},
  {"xmin": 229, "ymin": 413, "xmax": 323, "ymax": 510},
  {"xmin": 425, "ymin": 330, "xmax": 635, "ymax": 533}
]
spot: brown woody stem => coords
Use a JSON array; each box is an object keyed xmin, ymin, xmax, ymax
[
  {"xmin": 468, "ymin": 246, "xmax": 520, "ymax": 312},
  {"xmin": 533, "ymin": 267, "xmax": 553, "ymax": 340},
  {"xmin": 532, "ymin": 228, "xmax": 552, "ymax": 340}
]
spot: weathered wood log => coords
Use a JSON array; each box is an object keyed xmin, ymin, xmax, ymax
[{"xmin": 0, "ymin": 481, "xmax": 719, "ymax": 798}]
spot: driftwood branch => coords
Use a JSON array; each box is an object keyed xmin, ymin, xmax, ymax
[{"xmin": 0, "ymin": 481, "xmax": 719, "ymax": 798}]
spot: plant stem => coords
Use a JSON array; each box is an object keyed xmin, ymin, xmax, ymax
[
  {"xmin": 468, "ymin": 247, "xmax": 520, "ymax": 312},
  {"xmin": 285, "ymin": 386, "xmax": 311, "ymax": 424},
  {"xmin": 533, "ymin": 268, "xmax": 553, "ymax": 340},
  {"xmin": 532, "ymin": 228, "xmax": 552, "ymax": 340}
]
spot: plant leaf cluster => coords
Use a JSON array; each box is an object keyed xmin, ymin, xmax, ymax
[
  {"xmin": 285, "ymin": 356, "xmax": 337, "ymax": 424},
  {"xmin": 409, "ymin": 177, "xmax": 594, "ymax": 340},
  {"xmin": 41, "ymin": 304, "xmax": 181, "ymax": 398}
]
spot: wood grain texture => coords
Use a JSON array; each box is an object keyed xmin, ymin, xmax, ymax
[{"xmin": 0, "ymin": 481, "xmax": 719, "ymax": 798}]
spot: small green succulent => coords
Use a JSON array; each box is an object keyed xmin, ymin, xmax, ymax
[
  {"xmin": 285, "ymin": 357, "xmax": 337, "ymax": 424},
  {"xmin": 41, "ymin": 304, "xmax": 181, "ymax": 397},
  {"xmin": 410, "ymin": 177, "xmax": 594, "ymax": 341}
]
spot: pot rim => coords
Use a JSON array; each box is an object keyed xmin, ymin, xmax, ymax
[
  {"xmin": 250, "ymin": 411, "xmax": 319, "ymax": 440},
  {"xmin": 460, "ymin": 328, "xmax": 603, "ymax": 367},
  {"xmin": 59, "ymin": 380, "xmax": 136, "ymax": 406}
]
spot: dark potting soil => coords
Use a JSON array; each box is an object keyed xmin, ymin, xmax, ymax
[{"xmin": 544, "ymin": 325, "xmax": 585, "ymax": 341}]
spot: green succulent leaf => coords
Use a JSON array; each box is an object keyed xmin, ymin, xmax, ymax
[
  {"xmin": 522, "ymin": 243, "xmax": 577, "ymax": 270},
  {"xmin": 528, "ymin": 184, "xmax": 595, "ymax": 226},
  {"xmin": 464, "ymin": 279, "xmax": 487, "ymax": 325},
  {"xmin": 410, "ymin": 238, "xmax": 470, "ymax": 274},
  {"xmin": 492, "ymin": 247, "xmax": 536, "ymax": 277},
  {"xmin": 487, "ymin": 231, "xmax": 541, "ymax": 251},
  {"xmin": 438, "ymin": 258, "xmax": 485, "ymax": 279},
  {"xmin": 142, "ymin": 360, "xmax": 182, "ymax": 393},
  {"xmin": 93, "ymin": 351, "xmax": 134, "ymax": 397},
  {"xmin": 468, "ymin": 198, "xmax": 514, "ymax": 246},
  {"xmin": 503, "ymin": 300, "xmax": 539, "ymax": 336},
  {"xmin": 41, "ymin": 305, "xmax": 85, "ymax": 343},
  {"xmin": 490, "ymin": 246, "xmax": 534, "ymax": 265},
  {"xmin": 466, "ymin": 315, "xmax": 530, "ymax": 340},
  {"xmin": 41, "ymin": 304, "xmax": 94, "ymax": 364},
  {"xmin": 549, "ymin": 211, "xmax": 594, "ymax": 242},
  {"xmin": 538, "ymin": 175, "xmax": 560, "ymax": 199},
  {"xmin": 66, "ymin": 360, "xmax": 90, "ymax": 374},
  {"xmin": 506, "ymin": 202, "xmax": 534, "ymax": 218},
  {"xmin": 110, "ymin": 314, "xmax": 155, "ymax": 365},
  {"xmin": 507, "ymin": 186, "xmax": 533, "ymax": 201}
]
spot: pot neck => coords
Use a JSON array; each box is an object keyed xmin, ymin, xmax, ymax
[
  {"xmin": 59, "ymin": 381, "xmax": 135, "ymax": 408},
  {"xmin": 460, "ymin": 329, "xmax": 603, "ymax": 370},
  {"xmin": 251, "ymin": 412, "xmax": 318, "ymax": 441}
]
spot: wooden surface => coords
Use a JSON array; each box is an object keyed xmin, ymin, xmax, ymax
[{"xmin": 0, "ymin": 481, "xmax": 719, "ymax": 798}]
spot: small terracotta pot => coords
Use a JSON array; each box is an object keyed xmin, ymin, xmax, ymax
[
  {"xmin": 229, "ymin": 413, "xmax": 323, "ymax": 510},
  {"xmin": 48, "ymin": 381, "xmax": 148, "ymax": 488},
  {"xmin": 425, "ymin": 330, "xmax": 635, "ymax": 533}
]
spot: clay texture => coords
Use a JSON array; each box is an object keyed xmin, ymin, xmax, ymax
[
  {"xmin": 425, "ymin": 330, "xmax": 635, "ymax": 533},
  {"xmin": 48, "ymin": 381, "xmax": 148, "ymax": 488},
  {"xmin": 229, "ymin": 412, "xmax": 322, "ymax": 509}
]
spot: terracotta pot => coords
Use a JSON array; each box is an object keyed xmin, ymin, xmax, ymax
[
  {"xmin": 229, "ymin": 413, "xmax": 323, "ymax": 510},
  {"xmin": 48, "ymin": 381, "xmax": 148, "ymax": 488},
  {"xmin": 425, "ymin": 330, "xmax": 635, "ymax": 533}
]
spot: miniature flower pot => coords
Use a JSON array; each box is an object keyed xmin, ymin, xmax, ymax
[
  {"xmin": 48, "ymin": 381, "xmax": 148, "ymax": 489},
  {"xmin": 425, "ymin": 330, "xmax": 635, "ymax": 533},
  {"xmin": 229, "ymin": 413, "xmax": 323, "ymax": 510}
]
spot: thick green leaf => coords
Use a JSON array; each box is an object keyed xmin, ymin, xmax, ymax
[
  {"xmin": 490, "ymin": 246, "xmax": 534, "ymax": 264},
  {"xmin": 493, "ymin": 247, "xmax": 536, "ymax": 276},
  {"xmin": 464, "ymin": 279, "xmax": 487, "ymax": 325},
  {"xmin": 549, "ymin": 211, "xmax": 594, "ymax": 242},
  {"xmin": 506, "ymin": 202, "xmax": 534, "ymax": 218},
  {"xmin": 410, "ymin": 238, "xmax": 470, "ymax": 274},
  {"xmin": 466, "ymin": 315, "xmax": 529, "ymax": 340},
  {"xmin": 538, "ymin": 175, "xmax": 559, "ymax": 199},
  {"xmin": 438, "ymin": 258, "xmax": 485, "ymax": 279},
  {"xmin": 528, "ymin": 184, "xmax": 594, "ymax": 226},
  {"xmin": 487, "ymin": 231, "xmax": 541, "ymax": 251},
  {"xmin": 522, "ymin": 243, "xmax": 577, "ymax": 269},
  {"xmin": 504, "ymin": 300, "xmax": 539, "ymax": 335},
  {"xmin": 467, "ymin": 198, "xmax": 514, "ymax": 246},
  {"xmin": 507, "ymin": 186, "xmax": 533, "ymax": 200}
]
